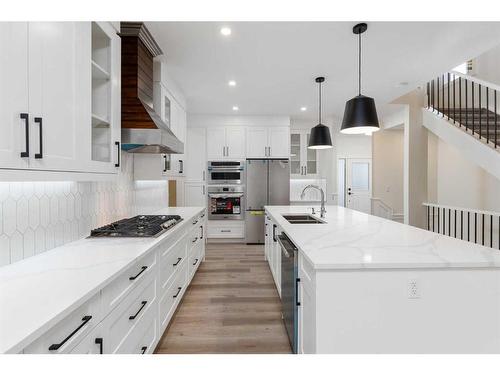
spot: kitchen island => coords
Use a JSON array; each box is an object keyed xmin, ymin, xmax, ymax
[{"xmin": 265, "ymin": 205, "xmax": 500, "ymax": 353}]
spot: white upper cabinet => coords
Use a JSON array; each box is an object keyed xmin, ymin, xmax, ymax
[
  {"xmin": 225, "ymin": 127, "xmax": 246, "ymax": 159},
  {"xmin": 0, "ymin": 22, "xmax": 29, "ymax": 170},
  {"xmin": 0, "ymin": 22, "xmax": 121, "ymax": 176},
  {"xmin": 185, "ymin": 127, "xmax": 207, "ymax": 182},
  {"xmin": 206, "ymin": 127, "xmax": 227, "ymax": 160},
  {"xmin": 246, "ymin": 126, "xmax": 290, "ymax": 158},
  {"xmin": 290, "ymin": 130, "xmax": 318, "ymax": 178}
]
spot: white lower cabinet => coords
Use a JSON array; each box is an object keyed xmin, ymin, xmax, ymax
[
  {"xmin": 263, "ymin": 213, "xmax": 281, "ymax": 297},
  {"xmin": 23, "ymin": 209, "xmax": 207, "ymax": 354}
]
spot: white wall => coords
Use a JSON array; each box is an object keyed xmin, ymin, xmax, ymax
[
  {"xmin": 427, "ymin": 132, "xmax": 500, "ymax": 212},
  {"xmin": 372, "ymin": 129, "xmax": 404, "ymax": 215},
  {"xmin": 188, "ymin": 114, "xmax": 290, "ymax": 128},
  {"xmin": 0, "ymin": 153, "xmax": 169, "ymax": 267},
  {"xmin": 474, "ymin": 43, "xmax": 500, "ymax": 85}
]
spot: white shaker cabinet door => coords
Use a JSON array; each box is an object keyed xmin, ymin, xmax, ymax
[
  {"xmin": 28, "ymin": 22, "xmax": 90, "ymax": 172},
  {"xmin": 185, "ymin": 127, "xmax": 207, "ymax": 181},
  {"xmin": 184, "ymin": 182, "xmax": 206, "ymax": 208},
  {"xmin": 206, "ymin": 127, "xmax": 226, "ymax": 160},
  {"xmin": 268, "ymin": 127, "xmax": 290, "ymax": 158},
  {"xmin": 225, "ymin": 127, "xmax": 246, "ymax": 159},
  {"xmin": 246, "ymin": 127, "xmax": 268, "ymax": 158},
  {"xmin": 0, "ymin": 22, "xmax": 30, "ymax": 170}
]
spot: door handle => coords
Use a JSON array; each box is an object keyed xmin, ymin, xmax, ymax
[
  {"xmin": 20, "ymin": 113, "xmax": 29, "ymax": 158},
  {"xmin": 129, "ymin": 301, "xmax": 147, "ymax": 320},
  {"xmin": 203, "ymin": 170, "xmax": 206, "ymax": 181},
  {"xmin": 48, "ymin": 316, "xmax": 92, "ymax": 351},
  {"xmin": 200, "ymin": 225, "xmax": 204, "ymax": 239},
  {"xmin": 95, "ymin": 338, "xmax": 103, "ymax": 354},
  {"xmin": 34, "ymin": 117, "xmax": 43, "ymax": 159},
  {"xmin": 226, "ymin": 146, "xmax": 229, "ymax": 156},
  {"xmin": 114, "ymin": 141, "xmax": 120, "ymax": 167},
  {"xmin": 296, "ymin": 278, "xmax": 301, "ymax": 306},
  {"xmin": 273, "ymin": 224, "xmax": 277, "ymax": 242},
  {"xmin": 179, "ymin": 160, "xmax": 183, "ymax": 173},
  {"xmin": 203, "ymin": 185, "xmax": 205, "ymax": 195},
  {"xmin": 163, "ymin": 155, "xmax": 167, "ymax": 172}
]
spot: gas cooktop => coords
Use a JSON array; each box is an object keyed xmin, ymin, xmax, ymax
[{"xmin": 90, "ymin": 215, "xmax": 183, "ymax": 238}]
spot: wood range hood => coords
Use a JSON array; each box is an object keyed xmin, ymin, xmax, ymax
[{"xmin": 120, "ymin": 22, "xmax": 183, "ymax": 154}]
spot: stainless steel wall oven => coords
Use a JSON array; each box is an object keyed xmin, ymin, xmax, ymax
[
  {"xmin": 207, "ymin": 161, "xmax": 245, "ymax": 185},
  {"xmin": 207, "ymin": 186, "xmax": 245, "ymax": 220}
]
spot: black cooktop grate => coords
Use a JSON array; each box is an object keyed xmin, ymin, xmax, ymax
[{"xmin": 90, "ymin": 215, "xmax": 182, "ymax": 237}]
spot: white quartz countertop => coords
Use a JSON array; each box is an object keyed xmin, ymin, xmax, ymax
[
  {"xmin": 0, "ymin": 207, "xmax": 204, "ymax": 354},
  {"xmin": 265, "ymin": 205, "xmax": 500, "ymax": 270}
]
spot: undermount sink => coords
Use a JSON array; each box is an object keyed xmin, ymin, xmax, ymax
[{"xmin": 282, "ymin": 214, "xmax": 326, "ymax": 224}]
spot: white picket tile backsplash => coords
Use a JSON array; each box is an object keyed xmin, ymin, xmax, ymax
[{"xmin": 0, "ymin": 153, "xmax": 168, "ymax": 267}]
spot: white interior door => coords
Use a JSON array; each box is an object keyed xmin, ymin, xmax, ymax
[
  {"xmin": 0, "ymin": 22, "xmax": 30, "ymax": 169},
  {"xmin": 346, "ymin": 158, "xmax": 372, "ymax": 213}
]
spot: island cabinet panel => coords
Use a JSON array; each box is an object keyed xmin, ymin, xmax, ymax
[
  {"xmin": 298, "ymin": 269, "xmax": 316, "ymax": 354},
  {"xmin": 264, "ymin": 214, "xmax": 282, "ymax": 296},
  {"xmin": 20, "ymin": 208, "xmax": 206, "ymax": 354}
]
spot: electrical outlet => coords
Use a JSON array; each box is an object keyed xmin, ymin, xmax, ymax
[{"xmin": 408, "ymin": 279, "xmax": 420, "ymax": 299}]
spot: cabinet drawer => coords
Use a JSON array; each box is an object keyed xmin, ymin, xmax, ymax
[
  {"xmin": 159, "ymin": 233, "xmax": 187, "ymax": 291},
  {"xmin": 188, "ymin": 241, "xmax": 203, "ymax": 279},
  {"xmin": 114, "ymin": 299, "xmax": 157, "ymax": 354},
  {"xmin": 106, "ymin": 274, "xmax": 157, "ymax": 353},
  {"xmin": 159, "ymin": 262, "xmax": 187, "ymax": 332},
  {"xmin": 207, "ymin": 225, "xmax": 244, "ymax": 238},
  {"xmin": 69, "ymin": 322, "xmax": 105, "ymax": 354},
  {"xmin": 101, "ymin": 250, "xmax": 157, "ymax": 313},
  {"xmin": 24, "ymin": 293, "xmax": 101, "ymax": 354}
]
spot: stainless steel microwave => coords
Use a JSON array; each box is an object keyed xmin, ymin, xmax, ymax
[{"xmin": 207, "ymin": 161, "xmax": 245, "ymax": 185}]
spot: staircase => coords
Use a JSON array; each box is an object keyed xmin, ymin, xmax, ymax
[
  {"xmin": 423, "ymin": 72, "xmax": 500, "ymax": 180},
  {"xmin": 426, "ymin": 72, "xmax": 500, "ymax": 149}
]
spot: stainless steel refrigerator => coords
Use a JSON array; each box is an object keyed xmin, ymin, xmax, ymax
[{"xmin": 246, "ymin": 159, "xmax": 290, "ymax": 244}]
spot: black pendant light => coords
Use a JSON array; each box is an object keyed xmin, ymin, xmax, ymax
[
  {"xmin": 340, "ymin": 23, "xmax": 380, "ymax": 135},
  {"xmin": 308, "ymin": 77, "xmax": 333, "ymax": 149}
]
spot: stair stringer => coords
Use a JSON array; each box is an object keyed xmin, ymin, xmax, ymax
[{"xmin": 422, "ymin": 108, "xmax": 500, "ymax": 180}]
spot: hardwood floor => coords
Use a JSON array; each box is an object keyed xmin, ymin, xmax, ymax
[{"xmin": 155, "ymin": 243, "xmax": 292, "ymax": 354}]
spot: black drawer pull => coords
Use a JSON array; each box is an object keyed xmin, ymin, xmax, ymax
[
  {"xmin": 192, "ymin": 258, "xmax": 199, "ymax": 266},
  {"xmin": 296, "ymin": 278, "xmax": 301, "ymax": 307},
  {"xmin": 115, "ymin": 141, "xmax": 120, "ymax": 167},
  {"xmin": 34, "ymin": 117, "xmax": 43, "ymax": 159},
  {"xmin": 95, "ymin": 338, "xmax": 103, "ymax": 354},
  {"xmin": 273, "ymin": 224, "xmax": 277, "ymax": 242},
  {"xmin": 20, "ymin": 113, "xmax": 29, "ymax": 158},
  {"xmin": 179, "ymin": 160, "xmax": 183, "ymax": 173},
  {"xmin": 48, "ymin": 315, "xmax": 92, "ymax": 351},
  {"xmin": 129, "ymin": 266, "xmax": 147, "ymax": 281},
  {"xmin": 173, "ymin": 287, "xmax": 182, "ymax": 298},
  {"xmin": 192, "ymin": 220, "xmax": 198, "ymax": 225},
  {"xmin": 141, "ymin": 346, "xmax": 147, "ymax": 354},
  {"xmin": 192, "ymin": 237, "xmax": 198, "ymax": 243},
  {"xmin": 200, "ymin": 225, "xmax": 204, "ymax": 239},
  {"xmin": 200, "ymin": 213, "xmax": 205, "ymax": 218},
  {"xmin": 173, "ymin": 257, "xmax": 182, "ymax": 266},
  {"xmin": 129, "ymin": 301, "xmax": 147, "ymax": 320}
]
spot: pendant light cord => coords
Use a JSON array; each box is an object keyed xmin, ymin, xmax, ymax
[
  {"xmin": 318, "ymin": 80, "xmax": 322, "ymax": 124},
  {"xmin": 358, "ymin": 32, "xmax": 361, "ymax": 96}
]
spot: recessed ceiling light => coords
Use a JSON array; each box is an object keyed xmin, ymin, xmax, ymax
[
  {"xmin": 300, "ymin": 107, "xmax": 307, "ymax": 111},
  {"xmin": 228, "ymin": 80, "xmax": 237, "ymax": 87},
  {"xmin": 232, "ymin": 106, "xmax": 239, "ymax": 111},
  {"xmin": 220, "ymin": 27, "xmax": 232, "ymax": 36}
]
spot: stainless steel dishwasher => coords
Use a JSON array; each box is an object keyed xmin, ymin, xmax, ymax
[{"xmin": 278, "ymin": 232, "xmax": 299, "ymax": 354}]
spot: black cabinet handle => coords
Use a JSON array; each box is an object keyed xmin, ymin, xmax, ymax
[
  {"xmin": 173, "ymin": 287, "xmax": 182, "ymax": 298},
  {"xmin": 192, "ymin": 220, "xmax": 198, "ymax": 225},
  {"xmin": 200, "ymin": 225, "xmax": 204, "ymax": 239},
  {"xmin": 20, "ymin": 113, "xmax": 29, "ymax": 158},
  {"xmin": 95, "ymin": 338, "xmax": 103, "ymax": 354},
  {"xmin": 163, "ymin": 154, "xmax": 167, "ymax": 172},
  {"xmin": 34, "ymin": 117, "xmax": 43, "ymax": 159},
  {"xmin": 192, "ymin": 258, "xmax": 199, "ymax": 266},
  {"xmin": 115, "ymin": 141, "xmax": 120, "ymax": 167},
  {"xmin": 179, "ymin": 160, "xmax": 183, "ymax": 173},
  {"xmin": 192, "ymin": 237, "xmax": 198, "ymax": 243},
  {"xmin": 296, "ymin": 278, "xmax": 301, "ymax": 306},
  {"xmin": 129, "ymin": 266, "xmax": 147, "ymax": 281},
  {"xmin": 173, "ymin": 257, "xmax": 182, "ymax": 266},
  {"xmin": 129, "ymin": 301, "xmax": 147, "ymax": 320},
  {"xmin": 200, "ymin": 213, "xmax": 205, "ymax": 218},
  {"xmin": 48, "ymin": 315, "xmax": 92, "ymax": 351},
  {"xmin": 141, "ymin": 346, "xmax": 147, "ymax": 354},
  {"xmin": 273, "ymin": 224, "xmax": 277, "ymax": 242}
]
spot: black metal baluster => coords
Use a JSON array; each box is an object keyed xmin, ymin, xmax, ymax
[
  {"xmin": 461, "ymin": 210, "xmax": 464, "ymax": 240},
  {"xmin": 453, "ymin": 73, "xmax": 456, "ymax": 124},
  {"xmin": 461, "ymin": 78, "xmax": 464, "ymax": 127},
  {"xmin": 443, "ymin": 207, "xmax": 446, "ymax": 234},
  {"xmin": 468, "ymin": 212, "xmax": 470, "ymax": 241},
  {"xmin": 495, "ymin": 91, "xmax": 498, "ymax": 148},
  {"xmin": 472, "ymin": 82, "xmax": 475, "ymax": 135},
  {"xmin": 433, "ymin": 206, "xmax": 435, "ymax": 232},
  {"xmin": 487, "ymin": 87, "xmax": 490, "ymax": 143},
  {"xmin": 437, "ymin": 76, "xmax": 440, "ymax": 112},
  {"xmin": 432, "ymin": 79, "xmax": 435, "ymax": 111},
  {"xmin": 442, "ymin": 74, "xmax": 445, "ymax": 117},
  {"xmin": 447, "ymin": 73, "xmax": 450, "ymax": 120},
  {"xmin": 474, "ymin": 212, "xmax": 477, "ymax": 244},
  {"xmin": 427, "ymin": 206, "xmax": 429, "ymax": 230},
  {"xmin": 448, "ymin": 208, "xmax": 451, "ymax": 236},
  {"xmin": 454, "ymin": 209, "xmax": 457, "ymax": 238},
  {"xmin": 437, "ymin": 207, "xmax": 440, "ymax": 234},
  {"xmin": 479, "ymin": 84, "xmax": 482, "ymax": 139},
  {"xmin": 427, "ymin": 82, "xmax": 430, "ymax": 109},
  {"xmin": 490, "ymin": 215, "xmax": 493, "ymax": 248},
  {"xmin": 482, "ymin": 213, "xmax": 485, "ymax": 246},
  {"xmin": 498, "ymin": 216, "xmax": 500, "ymax": 250}
]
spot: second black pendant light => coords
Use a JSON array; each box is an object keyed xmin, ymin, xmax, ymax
[
  {"xmin": 340, "ymin": 23, "xmax": 380, "ymax": 135},
  {"xmin": 308, "ymin": 77, "xmax": 333, "ymax": 149}
]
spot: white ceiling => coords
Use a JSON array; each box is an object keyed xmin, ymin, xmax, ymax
[{"xmin": 146, "ymin": 22, "xmax": 500, "ymax": 122}]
